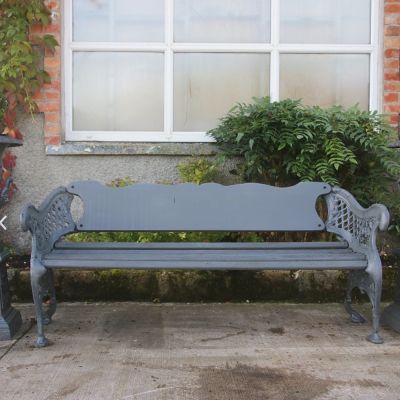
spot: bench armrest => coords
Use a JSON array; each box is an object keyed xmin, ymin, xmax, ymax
[
  {"xmin": 325, "ymin": 187, "xmax": 390, "ymax": 274},
  {"xmin": 20, "ymin": 187, "xmax": 76, "ymax": 258}
]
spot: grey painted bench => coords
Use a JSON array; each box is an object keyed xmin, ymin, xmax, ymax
[{"xmin": 20, "ymin": 181, "xmax": 390, "ymax": 347}]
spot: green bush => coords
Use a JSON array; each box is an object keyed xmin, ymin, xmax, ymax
[
  {"xmin": 208, "ymin": 97, "xmax": 400, "ymax": 234},
  {"xmin": 178, "ymin": 158, "xmax": 217, "ymax": 184}
]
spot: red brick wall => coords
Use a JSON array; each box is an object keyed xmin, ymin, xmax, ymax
[
  {"xmin": 33, "ymin": 1, "xmax": 400, "ymax": 145},
  {"xmin": 31, "ymin": 0, "xmax": 61, "ymax": 145},
  {"xmin": 384, "ymin": 0, "xmax": 400, "ymax": 129}
]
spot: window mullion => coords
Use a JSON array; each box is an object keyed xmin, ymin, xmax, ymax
[
  {"xmin": 64, "ymin": 0, "xmax": 73, "ymax": 141},
  {"xmin": 165, "ymin": 0, "xmax": 174, "ymax": 139},
  {"xmin": 270, "ymin": 0, "xmax": 280, "ymax": 102},
  {"xmin": 369, "ymin": 0, "xmax": 382, "ymax": 111}
]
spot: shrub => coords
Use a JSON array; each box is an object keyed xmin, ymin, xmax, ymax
[
  {"xmin": 208, "ymin": 97, "xmax": 400, "ymax": 234},
  {"xmin": 178, "ymin": 158, "xmax": 217, "ymax": 184}
]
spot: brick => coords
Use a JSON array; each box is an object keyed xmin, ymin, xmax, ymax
[
  {"xmin": 385, "ymin": 82, "xmax": 400, "ymax": 91},
  {"xmin": 30, "ymin": 24, "xmax": 43, "ymax": 34},
  {"xmin": 44, "ymin": 135, "xmax": 61, "ymax": 146},
  {"xmin": 384, "ymin": 93, "xmax": 399, "ymax": 103},
  {"xmin": 385, "ymin": 48, "xmax": 400, "ymax": 58},
  {"xmin": 384, "ymin": 14, "xmax": 400, "ymax": 24},
  {"xmin": 43, "ymin": 80, "xmax": 61, "ymax": 91},
  {"xmin": 37, "ymin": 102, "xmax": 60, "ymax": 112},
  {"xmin": 46, "ymin": 69, "xmax": 60, "ymax": 80},
  {"xmin": 44, "ymin": 0, "xmax": 59, "ymax": 10},
  {"xmin": 389, "ymin": 114, "xmax": 400, "ymax": 126},
  {"xmin": 385, "ymin": 71, "xmax": 400, "ymax": 81},
  {"xmin": 385, "ymin": 25, "xmax": 400, "ymax": 36},
  {"xmin": 45, "ymin": 123, "xmax": 61, "ymax": 134},
  {"xmin": 385, "ymin": 3, "xmax": 400, "ymax": 13},
  {"xmin": 32, "ymin": 90, "xmax": 44, "ymax": 101},
  {"xmin": 384, "ymin": 37, "xmax": 400, "ymax": 48},
  {"xmin": 385, "ymin": 59, "xmax": 400, "ymax": 68},
  {"xmin": 45, "ymin": 91, "xmax": 60, "ymax": 100},
  {"xmin": 44, "ymin": 57, "xmax": 61, "ymax": 69},
  {"xmin": 384, "ymin": 104, "xmax": 400, "ymax": 113},
  {"xmin": 44, "ymin": 23, "xmax": 61, "ymax": 33},
  {"xmin": 45, "ymin": 112, "xmax": 60, "ymax": 123}
]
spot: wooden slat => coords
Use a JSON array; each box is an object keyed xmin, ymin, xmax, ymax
[
  {"xmin": 45, "ymin": 249, "xmax": 365, "ymax": 261},
  {"xmin": 55, "ymin": 241, "xmax": 349, "ymax": 251},
  {"xmin": 43, "ymin": 259, "xmax": 366, "ymax": 270},
  {"xmin": 67, "ymin": 181, "xmax": 331, "ymax": 232}
]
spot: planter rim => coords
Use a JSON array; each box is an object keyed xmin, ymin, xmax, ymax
[{"xmin": 0, "ymin": 135, "xmax": 22, "ymax": 147}]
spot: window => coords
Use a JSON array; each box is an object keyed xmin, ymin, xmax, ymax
[{"xmin": 64, "ymin": 0, "xmax": 379, "ymax": 142}]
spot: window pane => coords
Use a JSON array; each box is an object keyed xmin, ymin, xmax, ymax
[
  {"xmin": 73, "ymin": 0, "xmax": 164, "ymax": 42},
  {"xmin": 174, "ymin": 53, "xmax": 270, "ymax": 131},
  {"xmin": 73, "ymin": 52, "xmax": 164, "ymax": 131},
  {"xmin": 280, "ymin": 54, "xmax": 369, "ymax": 109},
  {"xmin": 280, "ymin": 0, "xmax": 370, "ymax": 44},
  {"xmin": 174, "ymin": 0, "xmax": 271, "ymax": 43}
]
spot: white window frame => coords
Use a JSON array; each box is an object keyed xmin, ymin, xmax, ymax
[{"xmin": 63, "ymin": 0, "xmax": 382, "ymax": 143}]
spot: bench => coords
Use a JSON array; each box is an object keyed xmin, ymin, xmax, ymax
[{"xmin": 20, "ymin": 181, "xmax": 390, "ymax": 347}]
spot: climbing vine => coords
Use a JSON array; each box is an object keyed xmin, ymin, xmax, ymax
[{"xmin": 0, "ymin": 0, "xmax": 58, "ymax": 201}]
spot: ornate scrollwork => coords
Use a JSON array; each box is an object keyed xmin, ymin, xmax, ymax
[
  {"xmin": 20, "ymin": 187, "xmax": 76, "ymax": 258},
  {"xmin": 325, "ymin": 187, "xmax": 390, "ymax": 343},
  {"xmin": 325, "ymin": 187, "xmax": 390, "ymax": 257}
]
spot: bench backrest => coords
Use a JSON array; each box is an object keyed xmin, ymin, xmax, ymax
[{"xmin": 67, "ymin": 181, "xmax": 331, "ymax": 232}]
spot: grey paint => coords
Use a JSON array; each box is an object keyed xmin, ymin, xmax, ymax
[
  {"xmin": 69, "ymin": 181, "xmax": 330, "ymax": 232},
  {"xmin": 325, "ymin": 187, "xmax": 390, "ymax": 344},
  {"xmin": 2, "ymin": 112, "xmax": 211, "ymax": 253},
  {"xmin": 21, "ymin": 181, "xmax": 389, "ymax": 347}
]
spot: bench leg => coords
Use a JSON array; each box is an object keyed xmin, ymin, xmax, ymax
[
  {"xmin": 42, "ymin": 269, "xmax": 57, "ymax": 325},
  {"xmin": 366, "ymin": 269, "xmax": 383, "ymax": 344},
  {"xmin": 344, "ymin": 272, "xmax": 366, "ymax": 324},
  {"xmin": 344, "ymin": 270, "xmax": 383, "ymax": 344},
  {"xmin": 31, "ymin": 259, "xmax": 49, "ymax": 348}
]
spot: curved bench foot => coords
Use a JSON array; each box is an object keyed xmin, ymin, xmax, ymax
[
  {"xmin": 344, "ymin": 300, "xmax": 366, "ymax": 323},
  {"xmin": 35, "ymin": 335, "xmax": 49, "ymax": 348},
  {"xmin": 367, "ymin": 332, "xmax": 384, "ymax": 344}
]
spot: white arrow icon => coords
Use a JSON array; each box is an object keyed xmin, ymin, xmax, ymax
[{"xmin": 0, "ymin": 216, "xmax": 7, "ymax": 230}]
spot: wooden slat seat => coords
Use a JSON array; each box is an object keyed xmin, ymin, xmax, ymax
[{"xmin": 44, "ymin": 241, "xmax": 367, "ymax": 270}]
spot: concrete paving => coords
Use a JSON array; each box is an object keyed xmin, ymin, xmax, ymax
[{"xmin": 0, "ymin": 302, "xmax": 399, "ymax": 400}]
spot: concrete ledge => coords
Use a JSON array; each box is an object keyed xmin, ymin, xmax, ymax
[{"xmin": 46, "ymin": 142, "xmax": 218, "ymax": 156}]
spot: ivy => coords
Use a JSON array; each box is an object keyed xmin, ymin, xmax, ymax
[
  {"xmin": 0, "ymin": 0, "xmax": 58, "ymax": 115},
  {"xmin": 0, "ymin": 0, "xmax": 57, "ymax": 202}
]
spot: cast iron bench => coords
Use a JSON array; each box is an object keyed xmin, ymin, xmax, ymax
[{"xmin": 20, "ymin": 181, "xmax": 389, "ymax": 347}]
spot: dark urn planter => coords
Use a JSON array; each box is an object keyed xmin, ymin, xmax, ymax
[{"xmin": 0, "ymin": 135, "xmax": 22, "ymax": 340}]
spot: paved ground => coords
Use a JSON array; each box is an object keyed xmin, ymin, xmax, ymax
[{"xmin": 0, "ymin": 302, "xmax": 399, "ymax": 400}]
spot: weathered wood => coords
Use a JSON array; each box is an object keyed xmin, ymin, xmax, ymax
[
  {"xmin": 55, "ymin": 241, "xmax": 349, "ymax": 250},
  {"xmin": 68, "ymin": 181, "xmax": 331, "ymax": 232},
  {"xmin": 43, "ymin": 259, "xmax": 366, "ymax": 270},
  {"xmin": 45, "ymin": 249, "xmax": 365, "ymax": 261}
]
